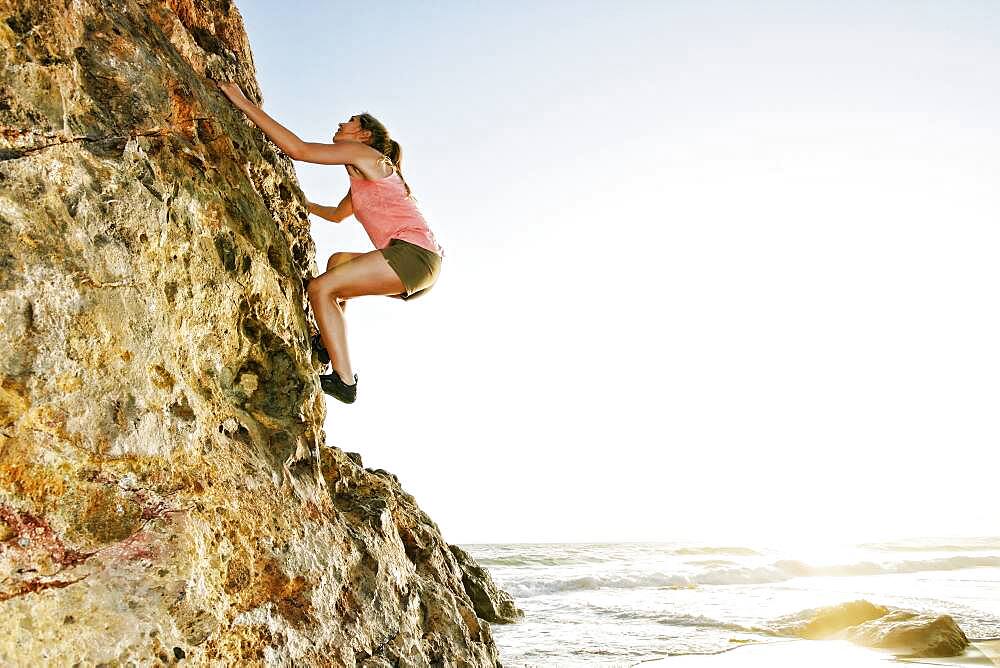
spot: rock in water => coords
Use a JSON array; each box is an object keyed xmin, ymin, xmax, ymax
[
  {"xmin": 774, "ymin": 600, "xmax": 970, "ymax": 658},
  {"xmin": 0, "ymin": 1, "xmax": 511, "ymax": 665},
  {"xmin": 449, "ymin": 544, "xmax": 524, "ymax": 624},
  {"xmin": 846, "ymin": 611, "xmax": 971, "ymax": 658},
  {"xmin": 775, "ymin": 599, "xmax": 890, "ymax": 640}
]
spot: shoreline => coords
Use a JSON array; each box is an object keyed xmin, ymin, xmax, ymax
[{"xmin": 634, "ymin": 638, "xmax": 1000, "ymax": 666}]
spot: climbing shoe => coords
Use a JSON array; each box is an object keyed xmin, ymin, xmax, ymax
[
  {"xmin": 311, "ymin": 333, "xmax": 330, "ymax": 365},
  {"xmin": 319, "ymin": 372, "xmax": 357, "ymax": 404}
]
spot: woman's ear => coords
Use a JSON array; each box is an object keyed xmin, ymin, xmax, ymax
[{"xmin": 359, "ymin": 129, "xmax": 373, "ymax": 144}]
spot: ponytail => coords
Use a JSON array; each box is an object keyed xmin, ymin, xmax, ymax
[
  {"xmin": 386, "ymin": 139, "xmax": 412, "ymax": 198},
  {"xmin": 386, "ymin": 139, "xmax": 402, "ymax": 168},
  {"xmin": 358, "ymin": 113, "xmax": 413, "ymax": 197}
]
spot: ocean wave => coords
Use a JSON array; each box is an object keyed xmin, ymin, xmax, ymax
[
  {"xmin": 475, "ymin": 555, "xmax": 604, "ymax": 567},
  {"xmin": 503, "ymin": 572, "xmax": 695, "ymax": 597},
  {"xmin": 685, "ymin": 559, "xmax": 739, "ymax": 567},
  {"xmin": 704, "ymin": 554, "xmax": 1000, "ymax": 585},
  {"xmin": 577, "ymin": 601, "xmax": 760, "ymax": 633},
  {"xmin": 501, "ymin": 555, "xmax": 1000, "ymax": 597},
  {"xmin": 651, "ymin": 613, "xmax": 756, "ymax": 633},
  {"xmin": 775, "ymin": 555, "xmax": 1000, "ymax": 578},
  {"xmin": 674, "ymin": 546, "xmax": 761, "ymax": 556},
  {"xmin": 860, "ymin": 537, "xmax": 1000, "ymax": 553},
  {"xmin": 472, "ymin": 545, "xmax": 759, "ymax": 567}
]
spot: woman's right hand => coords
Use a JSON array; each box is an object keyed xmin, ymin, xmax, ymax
[{"xmin": 216, "ymin": 81, "xmax": 250, "ymax": 110}]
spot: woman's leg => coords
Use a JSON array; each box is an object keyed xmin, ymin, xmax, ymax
[
  {"xmin": 326, "ymin": 251, "xmax": 362, "ymax": 312},
  {"xmin": 307, "ymin": 249, "xmax": 406, "ymax": 384}
]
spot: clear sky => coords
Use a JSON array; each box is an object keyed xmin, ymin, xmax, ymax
[{"xmin": 238, "ymin": 1, "xmax": 1000, "ymax": 545}]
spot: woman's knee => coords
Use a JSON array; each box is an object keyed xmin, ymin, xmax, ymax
[
  {"xmin": 308, "ymin": 273, "xmax": 347, "ymax": 302},
  {"xmin": 326, "ymin": 252, "xmax": 352, "ymax": 271}
]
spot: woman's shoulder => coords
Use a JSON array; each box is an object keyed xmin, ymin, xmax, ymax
[{"xmin": 345, "ymin": 145, "xmax": 394, "ymax": 181}]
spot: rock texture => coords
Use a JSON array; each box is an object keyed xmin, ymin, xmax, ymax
[
  {"xmin": 449, "ymin": 545, "xmax": 522, "ymax": 625},
  {"xmin": 0, "ymin": 1, "xmax": 512, "ymax": 665},
  {"xmin": 775, "ymin": 600, "xmax": 970, "ymax": 658},
  {"xmin": 845, "ymin": 611, "xmax": 970, "ymax": 659}
]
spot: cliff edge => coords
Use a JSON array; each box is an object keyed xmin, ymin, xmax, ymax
[{"xmin": 0, "ymin": 0, "xmax": 516, "ymax": 664}]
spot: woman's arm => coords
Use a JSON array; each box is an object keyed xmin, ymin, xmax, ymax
[
  {"xmin": 216, "ymin": 81, "xmax": 304, "ymax": 157},
  {"xmin": 216, "ymin": 82, "xmax": 365, "ymax": 165},
  {"xmin": 306, "ymin": 192, "xmax": 353, "ymax": 222}
]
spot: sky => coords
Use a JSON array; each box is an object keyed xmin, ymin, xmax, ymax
[{"xmin": 237, "ymin": 1, "xmax": 1000, "ymax": 545}]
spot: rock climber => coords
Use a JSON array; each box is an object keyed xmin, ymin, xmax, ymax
[{"xmin": 216, "ymin": 81, "xmax": 443, "ymax": 405}]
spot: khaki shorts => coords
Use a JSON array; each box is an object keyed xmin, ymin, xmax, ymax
[{"xmin": 381, "ymin": 238, "xmax": 441, "ymax": 301}]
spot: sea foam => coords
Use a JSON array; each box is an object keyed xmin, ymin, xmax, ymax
[{"xmin": 503, "ymin": 555, "xmax": 1000, "ymax": 596}]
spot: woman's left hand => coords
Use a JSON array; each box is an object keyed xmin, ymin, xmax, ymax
[{"xmin": 216, "ymin": 81, "xmax": 249, "ymax": 108}]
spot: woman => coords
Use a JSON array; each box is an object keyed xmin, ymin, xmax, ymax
[{"xmin": 217, "ymin": 82, "xmax": 442, "ymax": 404}]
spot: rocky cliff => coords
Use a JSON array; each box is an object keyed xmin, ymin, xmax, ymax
[{"xmin": 0, "ymin": 1, "xmax": 519, "ymax": 665}]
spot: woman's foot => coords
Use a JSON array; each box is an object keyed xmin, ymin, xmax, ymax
[
  {"xmin": 311, "ymin": 333, "xmax": 330, "ymax": 365},
  {"xmin": 319, "ymin": 372, "xmax": 357, "ymax": 404}
]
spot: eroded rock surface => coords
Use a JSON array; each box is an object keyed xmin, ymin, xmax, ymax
[
  {"xmin": 0, "ymin": 1, "xmax": 512, "ymax": 664},
  {"xmin": 449, "ymin": 545, "xmax": 523, "ymax": 624},
  {"xmin": 774, "ymin": 599, "xmax": 971, "ymax": 658},
  {"xmin": 846, "ymin": 611, "xmax": 971, "ymax": 659}
]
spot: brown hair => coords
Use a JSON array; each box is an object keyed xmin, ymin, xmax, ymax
[{"xmin": 358, "ymin": 112, "xmax": 412, "ymax": 197}]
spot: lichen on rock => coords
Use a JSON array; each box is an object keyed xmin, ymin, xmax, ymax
[{"xmin": 0, "ymin": 1, "xmax": 515, "ymax": 665}]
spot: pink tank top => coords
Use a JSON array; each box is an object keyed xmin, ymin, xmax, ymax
[{"xmin": 349, "ymin": 170, "xmax": 442, "ymax": 255}]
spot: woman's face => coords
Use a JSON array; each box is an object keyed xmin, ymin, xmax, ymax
[{"xmin": 333, "ymin": 116, "xmax": 370, "ymax": 143}]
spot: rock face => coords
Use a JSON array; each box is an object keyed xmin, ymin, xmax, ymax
[
  {"xmin": 449, "ymin": 545, "xmax": 523, "ymax": 624},
  {"xmin": 0, "ymin": 1, "xmax": 513, "ymax": 665}
]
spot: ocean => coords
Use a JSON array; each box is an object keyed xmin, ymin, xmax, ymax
[{"xmin": 462, "ymin": 538, "xmax": 1000, "ymax": 667}]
